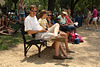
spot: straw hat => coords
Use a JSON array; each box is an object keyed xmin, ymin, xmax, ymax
[{"xmin": 62, "ymin": 11, "xmax": 68, "ymax": 16}]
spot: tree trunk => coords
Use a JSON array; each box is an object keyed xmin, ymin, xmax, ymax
[
  {"xmin": 71, "ymin": 0, "xmax": 79, "ymax": 16},
  {"xmin": 71, "ymin": 0, "xmax": 74, "ymax": 16},
  {"xmin": 15, "ymin": 3, "xmax": 17, "ymax": 10},
  {"xmin": 48, "ymin": 0, "xmax": 56, "ymax": 12}
]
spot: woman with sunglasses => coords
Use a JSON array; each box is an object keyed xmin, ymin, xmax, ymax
[{"xmin": 47, "ymin": 11, "xmax": 56, "ymax": 27}]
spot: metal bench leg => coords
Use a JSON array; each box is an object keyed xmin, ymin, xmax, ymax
[
  {"xmin": 38, "ymin": 45, "xmax": 42, "ymax": 58},
  {"xmin": 24, "ymin": 44, "xmax": 26, "ymax": 57}
]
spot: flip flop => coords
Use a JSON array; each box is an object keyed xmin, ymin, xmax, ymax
[
  {"xmin": 53, "ymin": 54, "xmax": 66, "ymax": 60},
  {"xmin": 65, "ymin": 56, "xmax": 73, "ymax": 59},
  {"xmin": 66, "ymin": 51, "xmax": 75, "ymax": 53}
]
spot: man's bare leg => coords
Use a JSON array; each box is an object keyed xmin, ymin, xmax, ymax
[{"xmin": 53, "ymin": 41, "xmax": 60, "ymax": 56}]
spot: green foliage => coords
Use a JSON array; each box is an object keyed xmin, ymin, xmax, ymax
[
  {"xmin": 3, "ymin": 0, "xmax": 100, "ymax": 12},
  {"xmin": 0, "ymin": 32, "xmax": 23, "ymax": 50},
  {"xmin": 0, "ymin": 23, "xmax": 34, "ymax": 50},
  {"xmin": 4, "ymin": 0, "xmax": 13, "ymax": 10},
  {"xmin": 73, "ymin": 0, "xmax": 100, "ymax": 14},
  {"xmin": 55, "ymin": 0, "xmax": 70, "ymax": 10},
  {"xmin": 0, "ymin": 43, "xmax": 8, "ymax": 50}
]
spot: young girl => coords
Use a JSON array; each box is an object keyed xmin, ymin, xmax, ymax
[
  {"xmin": 86, "ymin": 8, "xmax": 91, "ymax": 30},
  {"xmin": 37, "ymin": 10, "xmax": 49, "ymax": 30}
]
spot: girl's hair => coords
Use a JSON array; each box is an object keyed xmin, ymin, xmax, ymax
[
  {"xmin": 37, "ymin": 10, "xmax": 47, "ymax": 19},
  {"xmin": 88, "ymin": 7, "xmax": 91, "ymax": 10}
]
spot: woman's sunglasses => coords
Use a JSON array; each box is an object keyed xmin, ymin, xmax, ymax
[
  {"xmin": 31, "ymin": 10, "xmax": 37, "ymax": 12},
  {"xmin": 48, "ymin": 15, "xmax": 52, "ymax": 16}
]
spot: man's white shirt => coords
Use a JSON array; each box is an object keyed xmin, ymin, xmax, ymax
[{"xmin": 24, "ymin": 15, "xmax": 42, "ymax": 32}]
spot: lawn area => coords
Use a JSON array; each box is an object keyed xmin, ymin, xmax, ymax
[
  {"xmin": 0, "ymin": 33, "xmax": 23, "ymax": 50},
  {"xmin": 0, "ymin": 23, "xmax": 23, "ymax": 50}
]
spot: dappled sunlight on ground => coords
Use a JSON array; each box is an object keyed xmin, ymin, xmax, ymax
[{"xmin": 0, "ymin": 23, "xmax": 100, "ymax": 67}]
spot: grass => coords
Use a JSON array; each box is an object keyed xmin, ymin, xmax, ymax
[
  {"xmin": 0, "ymin": 23, "xmax": 34, "ymax": 50},
  {"xmin": 0, "ymin": 23, "xmax": 23, "ymax": 50},
  {"xmin": 0, "ymin": 33, "xmax": 23, "ymax": 50}
]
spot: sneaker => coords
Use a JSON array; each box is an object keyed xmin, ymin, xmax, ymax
[
  {"xmin": 88, "ymin": 28, "xmax": 91, "ymax": 30},
  {"xmin": 86, "ymin": 28, "xmax": 89, "ymax": 30},
  {"xmin": 94, "ymin": 29, "xmax": 99, "ymax": 32},
  {"xmin": 86, "ymin": 28, "xmax": 91, "ymax": 30}
]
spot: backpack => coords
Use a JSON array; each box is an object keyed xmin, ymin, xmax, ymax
[
  {"xmin": 75, "ymin": 34, "xmax": 84, "ymax": 42},
  {"xmin": 70, "ymin": 33, "xmax": 84, "ymax": 42},
  {"xmin": 70, "ymin": 33, "xmax": 75, "ymax": 42}
]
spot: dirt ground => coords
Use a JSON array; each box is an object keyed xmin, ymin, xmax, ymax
[{"xmin": 0, "ymin": 23, "xmax": 100, "ymax": 67}]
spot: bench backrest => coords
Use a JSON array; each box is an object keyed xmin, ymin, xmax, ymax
[{"xmin": 20, "ymin": 23, "xmax": 35, "ymax": 44}]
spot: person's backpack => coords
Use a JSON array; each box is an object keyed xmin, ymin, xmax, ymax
[
  {"xmin": 70, "ymin": 33, "xmax": 75, "ymax": 42},
  {"xmin": 70, "ymin": 33, "xmax": 84, "ymax": 42},
  {"xmin": 75, "ymin": 34, "xmax": 83, "ymax": 42}
]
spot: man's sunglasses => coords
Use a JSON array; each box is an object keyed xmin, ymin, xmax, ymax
[{"xmin": 31, "ymin": 10, "xmax": 37, "ymax": 12}]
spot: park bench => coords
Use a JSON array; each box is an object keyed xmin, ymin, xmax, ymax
[{"xmin": 20, "ymin": 23, "xmax": 47, "ymax": 58}]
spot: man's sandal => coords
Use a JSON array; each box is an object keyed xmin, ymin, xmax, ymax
[
  {"xmin": 53, "ymin": 54, "xmax": 65, "ymax": 60},
  {"xmin": 53, "ymin": 54, "xmax": 73, "ymax": 60},
  {"xmin": 66, "ymin": 51, "xmax": 75, "ymax": 53}
]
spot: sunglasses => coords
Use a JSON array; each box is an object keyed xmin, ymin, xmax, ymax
[
  {"xmin": 31, "ymin": 10, "xmax": 37, "ymax": 12},
  {"xmin": 48, "ymin": 15, "xmax": 52, "ymax": 16}
]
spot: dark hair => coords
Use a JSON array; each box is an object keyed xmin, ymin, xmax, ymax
[
  {"xmin": 88, "ymin": 7, "xmax": 91, "ymax": 10},
  {"xmin": 57, "ymin": 18, "xmax": 60, "ymax": 20},
  {"xmin": 37, "ymin": 10, "xmax": 47, "ymax": 19},
  {"xmin": 93, "ymin": 6, "xmax": 96, "ymax": 9},
  {"xmin": 30, "ymin": 5, "xmax": 37, "ymax": 10}
]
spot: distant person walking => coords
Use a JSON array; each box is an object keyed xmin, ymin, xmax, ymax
[
  {"xmin": 86, "ymin": 8, "xmax": 91, "ymax": 30},
  {"xmin": 17, "ymin": 0, "xmax": 25, "ymax": 23},
  {"xmin": 91, "ymin": 6, "xmax": 98, "ymax": 32}
]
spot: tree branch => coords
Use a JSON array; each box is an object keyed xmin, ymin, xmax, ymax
[{"xmin": 74, "ymin": 0, "xmax": 80, "ymax": 6}]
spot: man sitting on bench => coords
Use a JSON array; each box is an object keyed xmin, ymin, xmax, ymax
[{"xmin": 24, "ymin": 5, "xmax": 73, "ymax": 59}]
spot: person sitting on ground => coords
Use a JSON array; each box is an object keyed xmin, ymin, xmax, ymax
[
  {"xmin": 37, "ymin": 10, "xmax": 49, "ymax": 30},
  {"xmin": 0, "ymin": 15, "xmax": 17, "ymax": 35},
  {"xmin": 0, "ymin": 18, "xmax": 13, "ymax": 35},
  {"xmin": 24, "ymin": 5, "xmax": 74, "ymax": 59}
]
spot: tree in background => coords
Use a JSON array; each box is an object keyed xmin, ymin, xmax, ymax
[
  {"xmin": 48, "ymin": 0, "xmax": 56, "ymax": 11},
  {"xmin": 70, "ymin": 0, "xmax": 80, "ymax": 15},
  {"xmin": 12, "ymin": 0, "xmax": 19, "ymax": 10}
]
